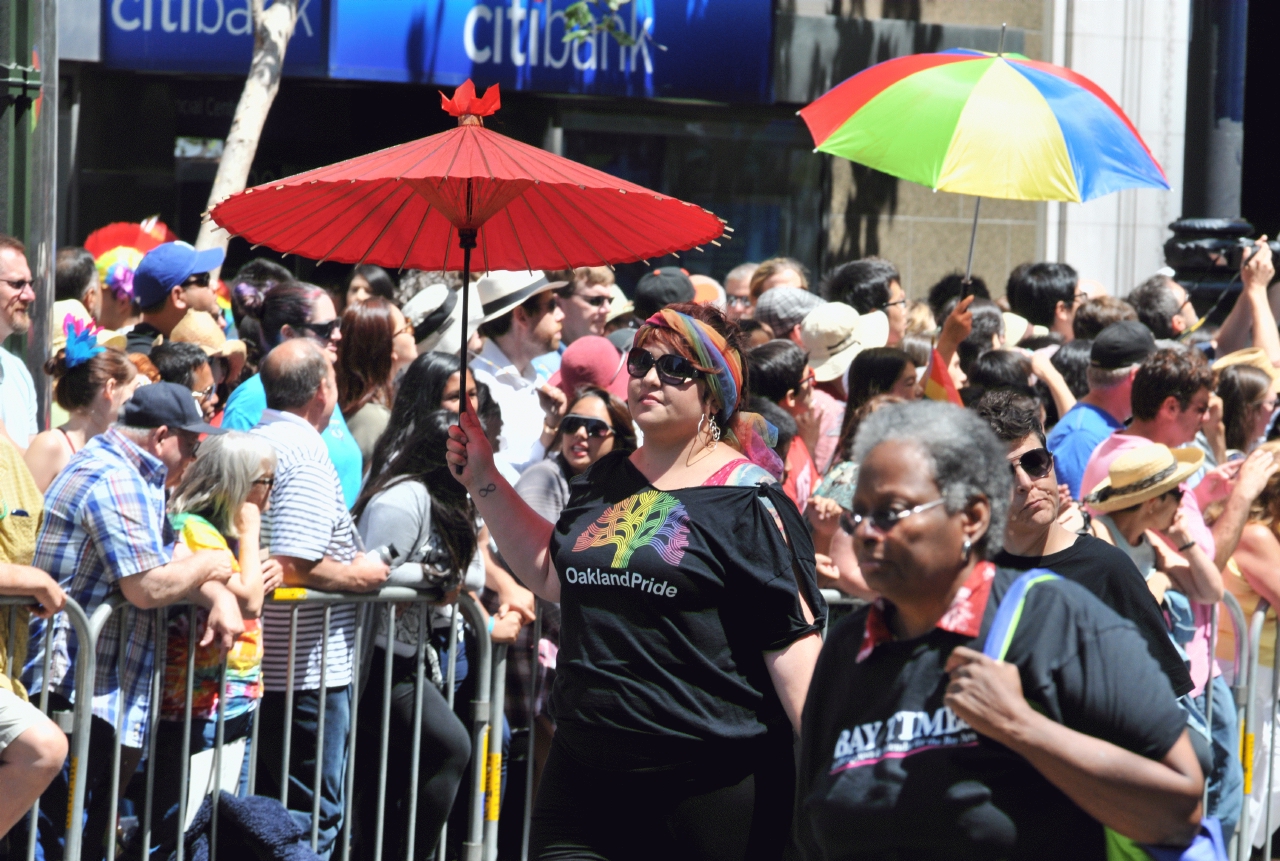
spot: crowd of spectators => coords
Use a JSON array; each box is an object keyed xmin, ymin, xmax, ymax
[{"xmin": 2, "ymin": 228, "xmax": 1280, "ymax": 860}]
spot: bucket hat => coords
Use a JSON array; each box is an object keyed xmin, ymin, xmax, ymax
[{"xmin": 800, "ymin": 302, "xmax": 890, "ymax": 382}]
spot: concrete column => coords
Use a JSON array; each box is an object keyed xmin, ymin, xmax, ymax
[{"xmin": 1043, "ymin": 0, "xmax": 1189, "ymax": 296}]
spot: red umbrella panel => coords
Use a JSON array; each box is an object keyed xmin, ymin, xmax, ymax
[{"xmin": 208, "ymin": 83, "xmax": 727, "ymax": 273}]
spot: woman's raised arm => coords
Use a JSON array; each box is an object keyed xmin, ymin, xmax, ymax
[{"xmin": 447, "ymin": 409, "xmax": 561, "ymax": 602}]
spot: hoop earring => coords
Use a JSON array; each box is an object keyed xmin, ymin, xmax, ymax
[
  {"xmin": 961, "ymin": 537, "xmax": 972, "ymax": 561},
  {"xmin": 696, "ymin": 414, "xmax": 706, "ymax": 439}
]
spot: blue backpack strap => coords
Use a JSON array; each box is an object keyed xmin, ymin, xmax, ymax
[{"xmin": 982, "ymin": 568, "xmax": 1062, "ymax": 661}]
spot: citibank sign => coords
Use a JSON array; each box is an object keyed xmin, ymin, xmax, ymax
[
  {"xmin": 461, "ymin": 2, "xmax": 655, "ymax": 74},
  {"xmin": 101, "ymin": 0, "xmax": 773, "ymax": 103},
  {"xmin": 329, "ymin": 0, "xmax": 772, "ymax": 103},
  {"xmin": 103, "ymin": 0, "xmax": 328, "ymax": 74}
]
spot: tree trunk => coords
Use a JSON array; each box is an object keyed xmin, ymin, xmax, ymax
[{"xmin": 195, "ymin": 0, "xmax": 299, "ymax": 278}]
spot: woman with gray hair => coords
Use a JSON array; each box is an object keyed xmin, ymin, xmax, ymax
[
  {"xmin": 795, "ymin": 400, "xmax": 1205, "ymax": 860},
  {"xmin": 140, "ymin": 431, "xmax": 280, "ymax": 858}
]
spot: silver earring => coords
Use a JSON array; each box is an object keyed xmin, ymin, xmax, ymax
[
  {"xmin": 709, "ymin": 417, "xmax": 721, "ymax": 445},
  {"xmin": 961, "ymin": 538, "xmax": 972, "ymax": 560},
  {"xmin": 697, "ymin": 414, "xmax": 706, "ymax": 437}
]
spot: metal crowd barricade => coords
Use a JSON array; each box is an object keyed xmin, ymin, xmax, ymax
[
  {"xmin": 15, "ymin": 585, "xmax": 508, "ymax": 861},
  {"xmin": 1, "ymin": 595, "xmax": 96, "ymax": 861},
  {"xmin": 1237, "ymin": 594, "xmax": 1280, "ymax": 861}
]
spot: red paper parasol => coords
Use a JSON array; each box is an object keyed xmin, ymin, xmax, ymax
[
  {"xmin": 83, "ymin": 218, "xmax": 178, "ymax": 258},
  {"xmin": 210, "ymin": 80, "xmax": 728, "ymax": 430}
]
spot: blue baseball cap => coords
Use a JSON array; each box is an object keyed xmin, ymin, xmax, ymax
[{"xmin": 133, "ymin": 241, "xmax": 225, "ymax": 310}]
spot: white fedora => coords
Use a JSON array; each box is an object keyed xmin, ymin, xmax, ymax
[{"xmin": 476, "ymin": 271, "xmax": 568, "ymax": 324}]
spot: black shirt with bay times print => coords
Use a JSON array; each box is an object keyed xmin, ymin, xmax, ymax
[
  {"xmin": 548, "ymin": 451, "xmax": 826, "ymax": 771},
  {"xmin": 795, "ymin": 566, "xmax": 1187, "ymax": 861}
]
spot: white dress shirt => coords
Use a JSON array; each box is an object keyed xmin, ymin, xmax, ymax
[{"xmin": 470, "ymin": 338, "xmax": 547, "ymax": 475}]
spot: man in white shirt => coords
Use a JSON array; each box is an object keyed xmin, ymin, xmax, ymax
[
  {"xmin": 0, "ymin": 235, "xmax": 38, "ymax": 448},
  {"xmin": 250, "ymin": 339, "xmax": 388, "ymax": 858},
  {"xmin": 471, "ymin": 271, "xmax": 568, "ymax": 475}
]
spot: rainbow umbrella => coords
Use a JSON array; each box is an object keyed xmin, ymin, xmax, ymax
[{"xmin": 799, "ymin": 47, "xmax": 1169, "ymax": 276}]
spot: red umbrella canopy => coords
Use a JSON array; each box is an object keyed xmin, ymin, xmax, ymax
[{"xmin": 209, "ymin": 81, "xmax": 726, "ymax": 272}]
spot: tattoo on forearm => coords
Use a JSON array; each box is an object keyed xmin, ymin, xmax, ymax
[{"xmin": 478, "ymin": 483, "xmax": 497, "ymax": 497}]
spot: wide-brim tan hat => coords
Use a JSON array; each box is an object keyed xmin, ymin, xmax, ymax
[
  {"xmin": 169, "ymin": 309, "xmax": 247, "ymax": 382},
  {"xmin": 476, "ymin": 271, "xmax": 568, "ymax": 324},
  {"xmin": 1084, "ymin": 444, "xmax": 1204, "ymax": 512},
  {"xmin": 1213, "ymin": 347, "xmax": 1280, "ymax": 393},
  {"xmin": 801, "ymin": 303, "xmax": 890, "ymax": 382},
  {"xmin": 51, "ymin": 299, "xmax": 127, "ymax": 352},
  {"xmin": 170, "ymin": 310, "xmax": 247, "ymax": 358}
]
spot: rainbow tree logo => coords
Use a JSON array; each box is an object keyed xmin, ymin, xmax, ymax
[{"xmin": 573, "ymin": 490, "xmax": 691, "ymax": 568}]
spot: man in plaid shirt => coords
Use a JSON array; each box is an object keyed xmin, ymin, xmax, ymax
[{"xmin": 23, "ymin": 383, "xmax": 240, "ymax": 861}]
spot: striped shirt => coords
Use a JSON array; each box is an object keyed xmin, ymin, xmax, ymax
[
  {"xmin": 25, "ymin": 429, "xmax": 171, "ymax": 748},
  {"xmin": 252, "ymin": 410, "xmax": 361, "ymax": 691}
]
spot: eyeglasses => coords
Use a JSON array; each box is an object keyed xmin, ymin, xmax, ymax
[
  {"xmin": 396, "ymin": 321, "xmax": 415, "ymax": 338},
  {"xmin": 800, "ymin": 367, "xmax": 817, "ymax": 389},
  {"xmin": 192, "ymin": 383, "xmax": 216, "ymax": 403},
  {"xmin": 176, "ymin": 433, "xmax": 201, "ymax": 458},
  {"xmin": 626, "ymin": 348, "xmax": 706, "ymax": 387},
  {"xmin": 726, "ymin": 295, "xmax": 751, "ymax": 308},
  {"xmin": 840, "ymin": 497, "xmax": 946, "ymax": 536},
  {"xmin": 560, "ymin": 414, "xmax": 614, "ymax": 439},
  {"xmin": 253, "ymin": 475, "xmax": 276, "ymax": 489},
  {"xmin": 1165, "ymin": 486, "xmax": 1184, "ymax": 504},
  {"xmin": 881, "ymin": 299, "xmax": 907, "ymax": 310},
  {"xmin": 573, "ymin": 293, "xmax": 610, "ymax": 308},
  {"xmin": 1009, "ymin": 447, "xmax": 1055, "ymax": 480},
  {"xmin": 298, "ymin": 319, "xmax": 340, "ymax": 340},
  {"xmin": 0, "ymin": 278, "xmax": 33, "ymax": 291},
  {"xmin": 182, "ymin": 273, "xmax": 211, "ymax": 289}
]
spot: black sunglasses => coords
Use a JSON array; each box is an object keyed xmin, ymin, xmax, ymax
[
  {"xmin": 182, "ymin": 272, "xmax": 211, "ymax": 289},
  {"xmin": 574, "ymin": 293, "xmax": 610, "ymax": 307},
  {"xmin": 626, "ymin": 348, "xmax": 705, "ymax": 386},
  {"xmin": 298, "ymin": 319, "xmax": 340, "ymax": 340},
  {"xmin": 561, "ymin": 414, "xmax": 614, "ymax": 439},
  {"xmin": 1009, "ymin": 448, "xmax": 1055, "ymax": 479}
]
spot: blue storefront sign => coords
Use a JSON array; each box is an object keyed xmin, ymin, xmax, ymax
[
  {"xmin": 327, "ymin": 0, "xmax": 772, "ymax": 103},
  {"xmin": 101, "ymin": 0, "xmax": 772, "ymax": 103},
  {"xmin": 103, "ymin": 0, "xmax": 329, "ymax": 76}
]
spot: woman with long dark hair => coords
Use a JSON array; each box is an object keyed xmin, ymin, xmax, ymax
[
  {"xmin": 344, "ymin": 264, "xmax": 397, "ymax": 309},
  {"xmin": 336, "ymin": 297, "xmax": 415, "ymax": 469},
  {"xmin": 366, "ymin": 351, "xmax": 478, "ymax": 483},
  {"xmin": 1217, "ymin": 363, "xmax": 1275, "ymax": 456},
  {"xmin": 353, "ymin": 409, "xmax": 516, "ymax": 860},
  {"xmin": 447, "ymin": 302, "xmax": 825, "ymax": 860},
  {"xmin": 221, "ymin": 282, "xmax": 363, "ymax": 506}
]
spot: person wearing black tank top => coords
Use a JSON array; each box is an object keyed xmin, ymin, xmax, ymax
[{"xmin": 448, "ymin": 302, "xmax": 825, "ymax": 861}]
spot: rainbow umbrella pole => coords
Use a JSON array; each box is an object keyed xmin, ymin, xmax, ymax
[{"xmin": 800, "ymin": 32, "xmax": 1169, "ymax": 281}]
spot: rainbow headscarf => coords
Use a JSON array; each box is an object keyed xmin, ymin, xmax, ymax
[{"xmin": 643, "ymin": 310, "xmax": 784, "ymax": 479}]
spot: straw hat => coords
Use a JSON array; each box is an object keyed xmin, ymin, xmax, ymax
[
  {"xmin": 1212, "ymin": 347, "xmax": 1280, "ymax": 393},
  {"xmin": 800, "ymin": 303, "xmax": 890, "ymax": 383},
  {"xmin": 1083, "ymin": 444, "xmax": 1204, "ymax": 513},
  {"xmin": 50, "ymin": 299, "xmax": 126, "ymax": 353},
  {"xmin": 169, "ymin": 309, "xmax": 247, "ymax": 382},
  {"xmin": 475, "ymin": 271, "xmax": 568, "ymax": 324}
]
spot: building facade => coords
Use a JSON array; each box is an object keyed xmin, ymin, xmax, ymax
[{"xmin": 58, "ymin": 0, "xmax": 1199, "ymax": 299}]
